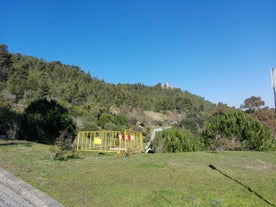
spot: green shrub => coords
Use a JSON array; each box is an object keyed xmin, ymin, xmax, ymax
[
  {"xmin": 151, "ymin": 128, "xmax": 204, "ymax": 153},
  {"xmin": 202, "ymin": 109, "xmax": 273, "ymax": 151},
  {"xmin": 103, "ymin": 122, "xmax": 118, "ymax": 130},
  {"xmin": 51, "ymin": 130, "xmax": 79, "ymax": 160}
]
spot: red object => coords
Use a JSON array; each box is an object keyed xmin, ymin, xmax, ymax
[
  {"xmin": 127, "ymin": 134, "xmax": 131, "ymax": 141},
  {"xmin": 122, "ymin": 134, "xmax": 125, "ymax": 140}
]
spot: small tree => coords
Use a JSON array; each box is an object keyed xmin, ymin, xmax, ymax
[
  {"xmin": 51, "ymin": 130, "xmax": 79, "ymax": 160},
  {"xmin": 241, "ymin": 96, "xmax": 265, "ymax": 112}
]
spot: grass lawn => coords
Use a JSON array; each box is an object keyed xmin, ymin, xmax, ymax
[{"xmin": 0, "ymin": 140, "xmax": 275, "ymax": 207}]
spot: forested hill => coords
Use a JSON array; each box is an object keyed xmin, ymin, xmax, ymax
[{"xmin": 0, "ymin": 44, "xmax": 216, "ymax": 117}]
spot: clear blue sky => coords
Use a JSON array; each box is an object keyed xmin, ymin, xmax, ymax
[{"xmin": 1, "ymin": 0, "xmax": 276, "ymax": 108}]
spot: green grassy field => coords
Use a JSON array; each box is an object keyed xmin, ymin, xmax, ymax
[{"xmin": 0, "ymin": 140, "xmax": 275, "ymax": 207}]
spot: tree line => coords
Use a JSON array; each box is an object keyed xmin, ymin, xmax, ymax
[
  {"xmin": 0, "ymin": 44, "xmax": 215, "ymax": 116},
  {"xmin": 0, "ymin": 44, "xmax": 275, "ymax": 152},
  {"xmin": 0, "ymin": 44, "xmax": 215, "ymax": 137}
]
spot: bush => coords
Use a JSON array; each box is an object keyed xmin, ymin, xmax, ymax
[
  {"xmin": 103, "ymin": 122, "xmax": 118, "ymax": 130},
  {"xmin": 151, "ymin": 128, "xmax": 204, "ymax": 153},
  {"xmin": 51, "ymin": 130, "xmax": 79, "ymax": 160},
  {"xmin": 21, "ymin": 99, "xmax": 76, "ymax": 144},
  {"xmin": 99, "ymin": 113, "xmax": 113, "ymax": 128},
  {"xmin": 202, "ymin": 109, "xmax": 273, "ymax": 151}
]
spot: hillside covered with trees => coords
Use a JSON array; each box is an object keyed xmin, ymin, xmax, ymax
[
  {"xmin": 0, "ymin": 45, "xmax": 215, "ymax": 130},
  {"xmin": 0, "ymin": 44, "xmax": 275, "ymax": 152}
]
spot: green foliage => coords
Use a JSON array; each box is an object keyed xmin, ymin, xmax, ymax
[
  {"xmin": 262, "ymin": 138, "xmax": 276, "ymax": 151},
  {"xmin": 0, "ymin": 103, "xmax": 19, "ymax": 139},
  {"xmin": 113, "ymin": 114, "xmax": 128, "ymax": 125},
  {"xmin": 0, "ymin": 44, "xmax": 217, "ymax": 141},
  {"xmin": 0, "ymin": 45, "xmax": 216, "ymax": 116},
  {"xmin": 113, "ymin": 114, "xmax": 129, "ymax": 129},
  {"xmin": 2, "ymin": 45, "xmax": 276, "ymax": 153},
  {"xmin": 99, "ymin": 113, "xmax": 114, "ymax": 128},
  {"xmin": 202, "ymin": 109, "xmax": 273, "ymax": 151},
  {"xmin": 103, "ymin": 122, "xmax": 118, "ymax": 131},
  {"xmin": 21, "ymin": 99, "xmax": 76, "ymax": 144},
  {"xmin": 178, "ymin": 113, "xmax": 207, "ymax": 137},
  {"xmin": 0, "ymin": 44, "xmax": 13, "ymax": 89},
  {"xmin": 99, "ymin": 113, "xmax": 129, "ymax": 130},
  {"xmin": 6, "ymin": 63, "xmax": 29, "ymax": 98},
  {"xmin": 151, "ymin": 128, "xmax": 204, "ymax": 153},
  {"xmin": 81, "ymin": 116, "xmax": 99, "ymax": 131},
  {"xmin": 50, "ymin": 130, "xmax": 79, "ymax": 160}
]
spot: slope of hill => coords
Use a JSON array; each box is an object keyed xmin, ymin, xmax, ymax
[
  {"xmin": 1, "ymin": 44, "xmax": 275, "ymax": 150},
  {"xmin": 0, "ymin": 45, "xmax": 216, "ymax": 137},
  {"xmin": 0, "ymin": 44, "xmax": 216, "ymax": 118}
]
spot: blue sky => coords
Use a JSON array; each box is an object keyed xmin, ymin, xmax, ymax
[{"xmin": 1, "ymin": 0, "xmax": 276, "ymax": 108}]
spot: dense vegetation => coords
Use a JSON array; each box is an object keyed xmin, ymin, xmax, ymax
[
  {"xmin": 0, "ymin": 44, "xmax": 215, "ymax": 136},
  {"xmin": 0, "ymin": 44, "xmax": 275, "ymax": 151},
  {"xmin": 21, "ymin": 99, "xmax": 75, "ymax": 144},
  {"xmin": 151, "ymin": 128, "xmax": 204, "ymax": 153},
  {"xmin": 0, "ymin": 45, "xmax": 215, "ymax": 115},
  {"xmin": 202, "ymin": 109, "xmax": 272, "ymax": 151}
]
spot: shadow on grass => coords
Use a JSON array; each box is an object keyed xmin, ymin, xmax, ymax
[
  {"xmin": 209, "ymin": 164, "xmax": 275, "ymax": 207},
  {"xmin": 0, "ymin": 141, "xmax": 33, "ymax": 147}
]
